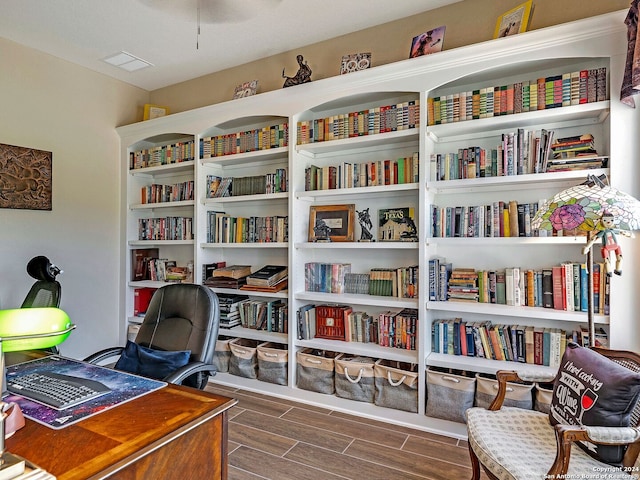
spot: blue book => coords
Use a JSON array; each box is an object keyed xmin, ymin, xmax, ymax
[{"xmin": 580, "ymin": 263, "xmax": 588, "ymax": 312}]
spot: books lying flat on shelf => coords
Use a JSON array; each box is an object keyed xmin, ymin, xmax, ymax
[
  {"xmin": 210, "ymin": 265, "xmax": 252, "ymax": 279},
  {"xmin": 246, "ymin": 265, "xmax": 288, "ymax": 286},
  {"xmin": 218, "ymin": 293, "xmax": 250, "ymax": 328},
  {"xmin": 203, "ymin": 276, "xmax": 247, "ymax": 289},
  {"xmin": 240, "ymin": 278, "xmax": 288, "ymax": 293}
]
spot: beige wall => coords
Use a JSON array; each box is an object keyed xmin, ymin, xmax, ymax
[
  {"xmin": 0, "ymin": 37, "xmax": 148, "ymax": 358},
  {"xmin": 150, "ymin": 0, "xmax": 630, "ymax": 114}
]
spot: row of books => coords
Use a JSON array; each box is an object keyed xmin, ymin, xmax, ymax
[
  {"xmin": 237, "ymin": 298, "xmax": 288, "ymax": 333},
  {"xmin": 206, "ymin": 169, "xmax": 288, "ymax": 198},
  {"xmin": 298, "ymin": 304, "xmax": 418, "ymax": 350},
  {"xmin": 305, "ymin": 154, "xmax": 419, "ymax": 191},
  {"xmin": 431, "ymin": 200, "xmax": 541, "ymax": 238},
  {"xmin": 296, "ymin": 100, "xmax": 420, "ymax": 145},
  {"xmin": 426, "ymin": 68, "xmax": 607, "ymax": 126},
  {"xmin": 137, "ymin": 216, "xmax": 193, "ymax": 241},
  {"xmin": 140, "ymin": 180, "xmax": 194, "ymax": 204},
  {"xmin": 431, "ymin": 129, "xmax": 544, "ymax": 180},
  {"xmin": 429, "ymin": 259, "xmax": 611, "ymax": 314},
  {"xmin": 206, "ymin": 212, "xmax": 288, "ymax": 244},
  {"xmin": 199, "ymin": 123, "xmax": 289, "ymax": 158},
  {"xmin": 129, "ymin": 140, "xmax": 195, "ymax": 170},
  {"xmin": 144, "ymin": 258, "xmax": 190, "ymax": 283},
  {"xmin": 431, "ymin": 319, "xmax": 608, "ymax": 367}
]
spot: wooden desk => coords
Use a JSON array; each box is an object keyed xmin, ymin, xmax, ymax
[{"xmin": 5, "ymin": 382, "xmax": 237, "ymax": 480}]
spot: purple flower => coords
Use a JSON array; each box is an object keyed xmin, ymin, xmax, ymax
[{"xmin": 549, "ymin": 203, "xmax": 585, "ymax": 231}]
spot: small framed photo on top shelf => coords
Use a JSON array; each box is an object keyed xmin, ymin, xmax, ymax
[
  {"xmin": 340, "ymin": 53, "xmax": 371, "ymax": 75},
  {"xmin": 143, "ymin": 104, "xmax": 169, "ymax": 120},
  {"xmin": 493, "ymin": 0, "xmax": 533, "ymax": 39},
  {"xmin": 233, "ymin": 80, "xmax": 258, "ymax": 99},
  {"xmin": 409, "ymin": 26, "xmax": 446, "ymax": 58},
  {"xmin": 309, "ymin": 204, "xmax": 355, "ymax": 242}
]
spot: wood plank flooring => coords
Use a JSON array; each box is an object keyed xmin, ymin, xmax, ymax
[{"xmin": 205, "ymin": 383, "xmax": 487, "ymax": 480}]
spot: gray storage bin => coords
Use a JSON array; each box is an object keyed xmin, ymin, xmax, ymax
[
  {"xmin": 212, "ymin": 335, "xmax": 234, "ymax": 373},
  {"xmin": 474, "ymin": 373, "xmax": 534, "ymax": 410},
  {"xmin": 334, "ymin": 354, "xmax": 376, "ymax": 403},
  {"xmin": 228, "ymin": 338, "xmax": 260, "ymax": 379},
  {"xmin": 374, "ymin": 359, "xmax": 419, "ymax": 413},
  {"xmin": 296, "ymin": 348, "xmax": 340, "ymax": 394},
  {"xmin": 257, "ymin": 342, "xmax": 288, "ymax": 385},
  {"xmin": 426, "ymin": 367, "xmax": 476, "ymax": 423},
  {"xmin": 534, "ymin": 382, "xmax": 554, "ymax": 414}
]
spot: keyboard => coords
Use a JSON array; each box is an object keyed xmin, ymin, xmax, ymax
[{"xmin": 7, "ymin": 372, "xmax": 111, "ymax": 410}]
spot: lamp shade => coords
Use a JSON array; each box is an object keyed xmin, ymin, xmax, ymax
[
  {"xmin": 0, "ymin": 308, "xmax": 73, "ymax": 352},
  {"xmin": 531, "ymin": 179, "xmax": 640, "ymax": 233}
]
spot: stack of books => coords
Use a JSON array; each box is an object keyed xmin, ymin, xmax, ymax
[
  {"xmin": 218, "ymin": 294, "xmax": 249, "ymax": 328},
  {"xmin": 203, "ymin": 265, "xmax": 252, "ymax": 289},
  {"xmin": 546, "ymin": 133, "xmax": 606, "ymax": 172},
  {"xmin": 241, "ymin": 265, "xmax": 288, "ymax": 293}
]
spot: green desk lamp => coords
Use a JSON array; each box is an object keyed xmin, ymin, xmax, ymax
[{"xmin": 0, "ymin": 308, "xmax": 75, "ymax": 476}]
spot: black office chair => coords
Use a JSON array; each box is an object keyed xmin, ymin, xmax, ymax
[
  {"xmin": 85, "ymin": 283, "xmax": 220, "ymax": 390},
  {"xmin": 21, "ymin": 256, "xmax": 62, "ymax": 308}
]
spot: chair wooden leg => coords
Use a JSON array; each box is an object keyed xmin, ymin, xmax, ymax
[{"xmin": 468, "ymin": 442, "xmax": 482, "ymax": 480}]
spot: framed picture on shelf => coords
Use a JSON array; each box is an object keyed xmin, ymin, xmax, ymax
[
  {"xmin": 308, "ymin": 204, "xmax": 355, "ymax": 242},
  {"xmin": 233, "ymin": 80, "xmax": 258, "ymax": 99},
  {"xmin": 409, "ymin": 26, "xmax": 446, "ymax": 58},
  {"xmin": 493, "ymin": 0, "xmax": 533, "ymax": 39},
  {"xmin": 143, "ymin": 104, "xmax": 169, "ymax": 120}
]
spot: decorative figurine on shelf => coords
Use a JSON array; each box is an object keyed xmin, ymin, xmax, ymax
[
  {"xmin": 357, "ymin": 208, "xmax": 374, "ymax": 242},
  {"xmin": 582, "ymin": 211, "xmax": 632, "ymax": 276},
  {"xmin": 282, "ymin": 54, "xmax": 312, "ymax": 88},
  {"xmin": 313, "ymin": 218, "xmax": 332, "ymax": 242}
]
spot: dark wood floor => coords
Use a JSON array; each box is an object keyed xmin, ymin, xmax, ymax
[{"xmin": 206, "ymin": 383, "xmax": 486, "ymax": 480}]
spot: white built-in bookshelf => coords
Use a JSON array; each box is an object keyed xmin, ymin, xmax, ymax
[{"xmin": 117, "ymin": 10, "xmax": 640, "ymax": 439}]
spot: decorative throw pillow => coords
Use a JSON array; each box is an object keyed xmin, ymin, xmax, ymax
[
  {"xmin": 550, "ymin": 342, "xmax": 640, "ymax": 464},
  {"xmin": 114, "ymin": 340, "xmax": 191, "ymax": 380}
]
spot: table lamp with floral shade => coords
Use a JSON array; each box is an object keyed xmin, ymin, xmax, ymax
[{"xmin": 531, "ymin": 174, "xmax": 640, "ymax": 347}]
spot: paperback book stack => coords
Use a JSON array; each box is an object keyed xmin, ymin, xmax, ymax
[
  {"xmin": 241, "ymin": 265, "xmax": 288, "ymax": 293},
  {"xmin": 546, "ymin": 133, "xmax": 606, "ymax": 172},
  {"xmin": 218, "ymin": 294, "xmax": 250, "ymax": 329},
  {"xmin": 203, "ymin": 265, "xmax": 251, "ymax": 288}
]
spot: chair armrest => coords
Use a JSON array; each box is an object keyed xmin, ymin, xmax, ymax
[
  {"xmin": 547, "ymin": 424, "xmax": 640, "ymax": 476},
  {"xmin": 83, "ymin": 347, "xmax": 125, "ymax": 365},
  {"xmin": 163, "ymin": 361, "xmax": 217, "ymax": 385},
  {"xmin": 488, "ymin": 370, "xmax": 556, "ymax": 411}
]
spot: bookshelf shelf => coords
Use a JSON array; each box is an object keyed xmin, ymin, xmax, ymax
[
  {"xmin": 426, "ymin": 168, "xmax": 610, "ymax": 194},
  {"xmin": 295, "ymin": 241, "xmax": 418, "ymax": 250},
  {"xmin": 426, "ymin": 352, "xmax": 557, "ymax": 376},
  {"xmin": 117, "ymin": 11, "xmax": 637, "ymax": 439},
  {"xmin": 130, "ymin": 200, "xmax": 195, "ymax": 210},
  {"xmin": 426, "ymin": 301, "xmax": 609, "ymax": 324},
  {"xmin": 296, "ymin": 129, "xmax": 419, "ymax": 157}
]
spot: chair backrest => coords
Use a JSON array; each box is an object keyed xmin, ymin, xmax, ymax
[
  {"xmin": 135, "ymin": 283, "xmax": 220, "ymax": 366},
  {"xmin": 21, "ymin": 281, "xmax": 61, "ymax": 308}
]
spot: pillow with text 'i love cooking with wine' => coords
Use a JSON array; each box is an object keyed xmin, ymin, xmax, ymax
[{"xmin": 550, "ymin": 342, "xmax": 640, "ymax": 465}]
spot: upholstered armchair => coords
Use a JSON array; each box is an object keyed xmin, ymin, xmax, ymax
[{"xmin": 466, "ymin": 344, "xmax": 640, "ymax": 480}]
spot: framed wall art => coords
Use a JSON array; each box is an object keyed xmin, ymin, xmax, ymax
[
  {"xmin": 308, "ymin": 204, "xmax": 355, "ymax": 242},
  {"xmin": 494, "ymin": 1, "xmax": 533, "ymax": 39},
  {"xmin": 0, "ymin": 143, "xmax": 52, "ymax": 210}
]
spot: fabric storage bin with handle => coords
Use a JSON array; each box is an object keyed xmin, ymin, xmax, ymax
[
  {"xmin": 374, "ymin": 359, "xmax": 419, "ymax": 413},
  {"xmin": 534, "ymin": 382, "xmax": 554, "ymax": 414},
  {"xmin": 228, "ymin": 338, "xmax": 260, "ymax": 379},
  {"xmin": 426, "ymin": 367, "xmax": 476, "ymax": 423},
  {"xmin": 257, "ymin": 342, "xmax": 288, "ymax": 385},
  {"xmin": 296, "ymin": 348, "xmax": 340, "ymax": 394},
  {"xmin": 212, "ymin": 335, "xmax": 234, "ymax": 373},
  {"xmin": 474, "ymin": 373, "xmax": 534, "ymax": 410},
  {"xmin": 334, "ymin": 354, "xmax": 376, "ymax": 403}
]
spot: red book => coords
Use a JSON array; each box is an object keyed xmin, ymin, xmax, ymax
[
  {"xmin": 552, "ymin": 266, "xmax": 565, "ymax": 310},
  {"xmin": 133, "ymin": 287, "xmax": 156, "ymax": 316}
]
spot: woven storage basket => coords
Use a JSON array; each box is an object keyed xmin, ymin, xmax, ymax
[
  {"xmin": 334, "ymin": 354, "xmax": 376, "ymax": 403},
  {"xmin": 212, "ymin": 335, "xmax": 234, "ymax": 373},
  {"xmin": 534, "ymin": 382, "xmax": 554, "ymax": 414},
  {"xmin": 474, "ymin": 373, "xmax": 534, "ymax": 410},
  {"xmin": 228, "ymin": 338, "xmax": 260, "ymax": 379},
  {"xmin": 296, "ymin": 348, "xmax": 340, "ymax": 394},
  {"xmin": 374, "ymin": 359, "xmax": 419, "ymax": 413},
  {"xmin": 426, "ymin": 367, "xmax": 476, "ymax": 423},
  {"xmin": 257, "ymin": 342, "xmax": 288, "ymax": 385}
]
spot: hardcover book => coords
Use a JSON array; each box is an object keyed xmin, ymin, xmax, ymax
[
  {"xmin": 246, "ymin": 265, "xmax": 288, "ymax": 286},
  {"xmin": 378, "ymin": 207, "xmax": 418, "ymax": 241}
]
